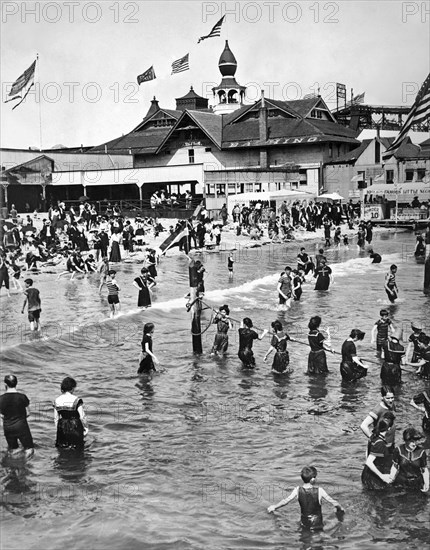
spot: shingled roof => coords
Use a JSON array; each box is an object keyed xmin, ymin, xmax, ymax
[
  {"xmin": 221, "ymin": 114, "xmax": 359, "ymax": 147},
  {"xmin": 156, "ymin": 110, "xmax": 223, "ymax": 152}
]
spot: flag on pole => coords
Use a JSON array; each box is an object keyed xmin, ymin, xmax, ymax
[
  {"xmin": 197, "ymin": 15, "xmax": 225, "ymax": 43},
  {"xmin": 159, "ymin": 222, "xmax": 189, "ymax": 255},
  {"xmin": 158, "ymin": 202, "xmax": 203, "ymax": 255},
  {"xmin": 5, "ymin": 59, "xmax": 36, "ymax": 110},
  {"xmin": 353, "ymin": 92, "xmax": 365, "ymax": 104},
  {"xmin": 385, "ymin": 73, "xmax": 430, "ymax": 155},
  {"xmin": 171, "ymin": 53, "xmax": 189, "ymax": 75},
  {"xmin": 137, "ymin": 66, "xmax": 156, "ymax": 85}
]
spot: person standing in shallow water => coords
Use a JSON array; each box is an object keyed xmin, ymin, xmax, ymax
[
  {"xmin": 361, "ymin": 419, "xmax": 393, "ymax": 490},
  {"xmin": 263, "ymin": 320, "xmax": 293, "ymax": 374},
  {"xmin": 21, "ymin": 278, "xmax": 41, "ymax": 331},
  {"xmin": 138, "ymin": 322, "xmax": 158, "ymax": 374},
  {"xmin": 340, "ymin": 329, "xmax": 368, "ymax": 382},
  {"xmin": 267, "ymin": 465, "xmax": 344, "ymax": 530},
  {"xmin": 389, "ymin": 427, "xmax": 429, "ymax": 492},
  {"xmin": 133, "ymin": 267, "xmax": 154, "ymax": 308},
  {"xmin": 360, "ymin": 386, "xmax": 397, "ymax": 454},
  {"xmin": 0, "ymin": 375, "xmax": 34, "ymax": 459},
  {"xmin": 314, "ymin": 259, "xmax": 333, "ymax": 291},
  {"xmin": 211, "ymin": 305, "xmax": 232, "ymax": 356},
  {"xmin": 307, "ymin": 316, "xmax": 334, "ymax": 375},
  {"xmin": 238, "ymin": 317, "xmax": 268, "ymax": 368},
  {"xmin": 384, "ymin": 264, "xmax": 399, "ymax": 303},
  {"xmin": 54, "ymin": 377, "xmax": 88, "ymax": 449}
]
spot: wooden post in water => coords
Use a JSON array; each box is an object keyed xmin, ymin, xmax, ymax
[
  {"xmin": 188, "ymin": 254, "xmax": 203, "ymax": 353},
  {"xmin": 424, "ymin": 223, "xmax": 430, "ymax": 295}
]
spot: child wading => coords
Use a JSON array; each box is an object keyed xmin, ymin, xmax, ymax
[
  {"xmin": 371, "ymin": 309, "xmax": 395, "ymax": 357},
  {"xmin": 267, "ymin": 466, "xmax": 344, "ymax": 530},
  {"xmin": 21, "ymin": 278, "xmax": 41, "ymax": 331},
  {"xmin": 101, "ymin": 270, "xmax": 120, "ymax": 318}
]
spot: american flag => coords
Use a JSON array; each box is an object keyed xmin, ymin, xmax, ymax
[
  {"xmin": 171, "ymin": 53, "xmax": 190, "ymax": 75},
  {"xmin": 197, "ymin": 15, "xmax": 225, "ymax": 43},
  {"xmin": 385, "ymin": 73, "xmax": 430, "ymax": 154},
  {"xmin": 5, "ymin": 59, "xmax": 36, "ymax": 110}
]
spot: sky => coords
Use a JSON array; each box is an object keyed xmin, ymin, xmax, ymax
[{"xmin": 1, "ymin": 0, "xmax": 429, "ymax": 150}]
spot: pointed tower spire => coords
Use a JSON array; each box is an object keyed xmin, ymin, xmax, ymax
[{"xmin": 212, "ymin": 41, "xmax": 246, "ymax": 114}]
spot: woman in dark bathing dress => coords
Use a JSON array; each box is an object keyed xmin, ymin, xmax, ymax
[
  {"xmin": 133, "ymin": 267, "xmax": 154, "ymax": 308},
  {"xmin": 340, "ymin": 329, "xmax": 368, "ymax": 382},
  {"xmin": 361, "ymin": 418, "xmax": 393, "ymax": 490},
  {"xmin": 238, "ymin": 317, "xmax": 268, "ymax": 368},
  {"xmin": 54, "ymin": 377, "xmax": 88, "ymax": 449},
  {"xmin": 389, "ymin": 428, "xmax": 429, "ymax": 491},
  {"xmin": 138, "ymin": 323, "xmax": 158, "ymax": 374},
  {"xmin": 264, "ymin": 320, "xmax": 292, "ymax": 373},
  {"xmin": 307, "ymin": 316, "xmax": 334, "ymax": 374}
]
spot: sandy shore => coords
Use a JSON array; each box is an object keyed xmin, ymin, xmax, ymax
[{"xmin": 20, "ymin": 213, "xmax": 405, "ymax": 265}]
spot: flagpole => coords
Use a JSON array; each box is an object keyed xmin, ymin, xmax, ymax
[{"xmin": 37, "ymin": 53, "xmax": 43, "ymax": 150}]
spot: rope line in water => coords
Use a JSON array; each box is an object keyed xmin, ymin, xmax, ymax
[{"xmin": 188, "ymin": 301, "xmax": 410, "ymax": 372}]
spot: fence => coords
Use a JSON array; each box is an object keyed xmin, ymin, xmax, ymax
[{"xmin": 62, "ymin": 198, "xmax": 203, "ymax": 219}]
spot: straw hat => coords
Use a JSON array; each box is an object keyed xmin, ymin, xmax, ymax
[{"xmin": 411, "ymin": 321, "xmax": 423, "ymax": 330}]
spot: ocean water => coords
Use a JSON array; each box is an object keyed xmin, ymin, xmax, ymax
[{"xmin": 1, "ymin": 231, "xmax": 429, "ymax": 550}]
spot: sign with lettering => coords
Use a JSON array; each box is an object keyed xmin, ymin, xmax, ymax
[
  {"xmin": 364, "ymin": 205, "xmax": 384, "ymax": 220},
  {"xmin": 226, "ymin": 136, "xmax": 322, "ymax": 148}
]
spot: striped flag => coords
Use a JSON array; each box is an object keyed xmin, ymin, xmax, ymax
[
  {"xmin": 137, "ymin": 65, "xmax": 156, "ymax": 85},
  {"xmin": 197, "ymin": 15, "xmax": 225, "ymax": 43},
  {"xmin": 5, "ymin": 59, "xmax": 36, "ymax": 110},
  {"xmin": 158, "ymin": 202, "xmax": 203, "ymax": 255},
  {"xmin": 171, "ymin": 53, "xmax": 189, "ymax": 75},
  {"xmin": 353, "ymin": 92, "xmax": 365, "ymax": 104},
  {"xmin": 159, "ymin": 222, "xmax": 189, "ymax": 255},
  {"xmin": 385, "ymin": 73, "xmax": 430, "ymax": 155}
]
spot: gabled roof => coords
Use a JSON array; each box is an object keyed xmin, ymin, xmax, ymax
[
  {"xmin": 88, "ymin": 106, "xmax": 182, "ymax": 154},
  {"xmin": 225, "ymin": 97, "xmax": 300, "ymax": 126},
  {"xmin": 156, "ymin": 110, "xmax": 223, "ymax": 152},
  {"xmin": 271, "ymin": 97, "xmax": 336, "ymax": 121},
  {"xmin": 379, "ymin": 137, "xmax": 395, "ymax": 150},
  {"xmin": 420, "ymin": 137, "xmax": 430, "ymax": 148},
  {"xmin": 176, "ymin": 86, "xmax": 206, "ymax": 101},
  {"xmin": 2, "ymin": 154, "xmax": 54, "ymax": 174},
  {"xmin": 131, "ymin": 108, "xmax": 181, "ymax": 132},
  {"xmin": 221, "ymin": 113, "xmax": 359, "ymax": 147},
  {"xmin": 392, "ymin": 140, "xmax": 430, "ymax": 159},
  {"xmin": 327, "ymin": 139, "xmax": 373, "ymax": 164}
]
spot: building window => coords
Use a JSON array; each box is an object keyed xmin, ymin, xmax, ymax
[
  {"xmin": 205, "ymin": 147, "xmax": 212, "ymax": 152},
  {"xmin": 328, "ymin": 144, "xmax": 333, "ymax": 158},
  {"xmin": 164, "ymin": 150, "xmax": 171, "ymax": 155},
  {"xmin": 417, "ymin": 169, "xmax": 426, "ymax": 181},
  {"xmin": 337, "ymin": 144, "xmax": 341, "ymax": 157},
  {"xmin": 386, "ymin": 170, "xmax": 394, "ymax": 183},
  {"xmin": 188, "ymin": 149, "xmax": 194, "ymax": 164},
  {"xmin": 405, "ymin": 170, "xmax": 414, "ymax": 182}
]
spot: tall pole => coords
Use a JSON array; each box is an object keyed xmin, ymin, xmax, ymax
[
  {"xmin": 424, "ymin": 223, "xmax": 430, "ymax": 295},
  {"xmin": 37, "ymin": 53, "xmax": 43, "ymax": 150},
  {"xmin": 187, "ymin": 243, "xmax": 203, "ymax": 353}
]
